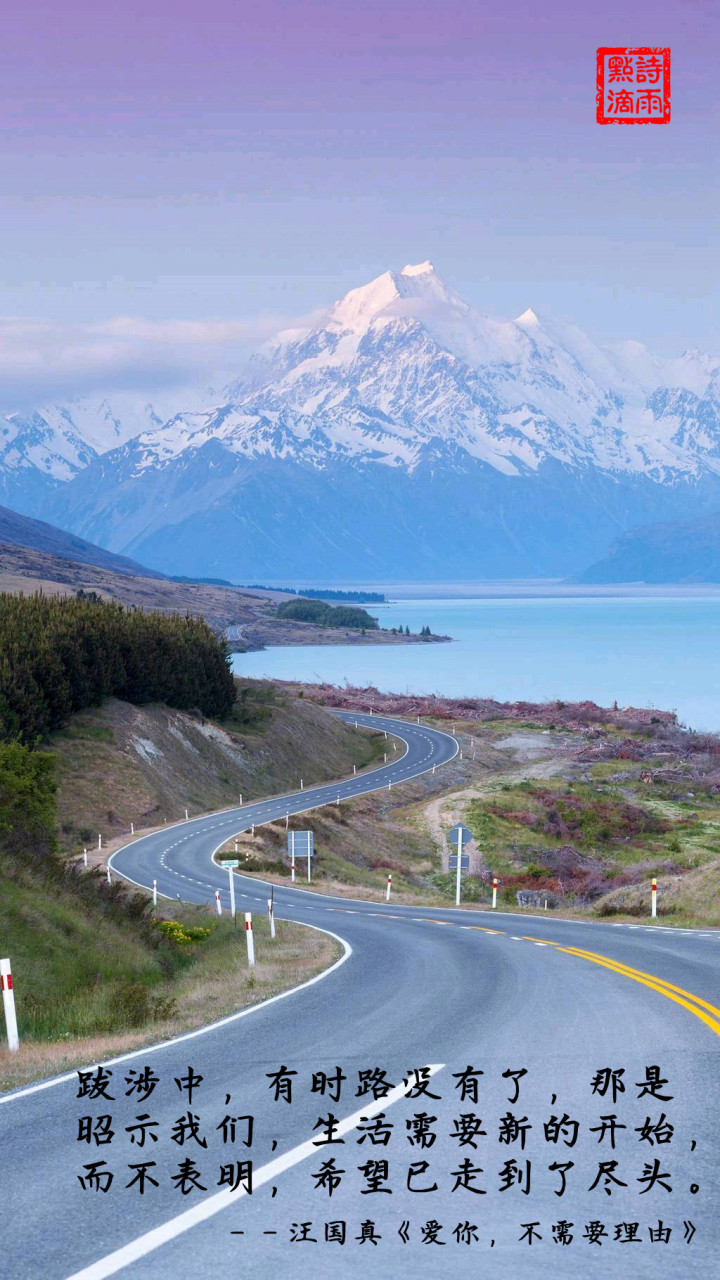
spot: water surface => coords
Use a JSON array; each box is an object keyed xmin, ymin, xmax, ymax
[{"xmin": 232, "ymin": 596, "xmax": 720, "ymax": 730}]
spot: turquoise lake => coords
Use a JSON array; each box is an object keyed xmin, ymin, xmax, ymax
[{"xmin": 232, "ymin": 595, "xmax": 720, "ymax": 731}]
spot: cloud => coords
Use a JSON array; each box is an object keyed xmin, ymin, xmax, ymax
[{"xmin": 0, "ymin": 313, "xmax": 293, "ymax": 410}]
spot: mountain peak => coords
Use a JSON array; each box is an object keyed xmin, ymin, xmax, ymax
[
  {"xmin": 400, "ymin": 260, "xmax": 436, "ymax": 277},
  {"xmin": 327, "ymin": 260, "xmax": 466, "ymax": 335},
  {"xmin": 516, "ymin": 307, "xmax": 540, "ymax": 326}
]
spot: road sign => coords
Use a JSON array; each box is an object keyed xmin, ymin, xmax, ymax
[
  {"xmin": 447, "ymin": 823, "xmax": 473, "ymax": 908},
  {"xmin": 288, "ymin": 830, "xmax": 315, "ymax": 884},
  {"xmin": 447, "ymin": 823, "xmax": 473, "ymax": 845},
  {"xmin": 448, "ymin": 854, "xmax": 470, "ymax": 871},
  {"xmin": 287, "ymin": 831, "xmax": 314, "ymax": 857},
  {"xmin": 220, "ymin": 859, "xmax": 239, "ymax": 868}
]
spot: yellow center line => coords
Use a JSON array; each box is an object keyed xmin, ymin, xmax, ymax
[
  {"xmin": 329, "ymin": 918, "xmax": 718, "ymax": 1038},
  {"xmin": 520, "ymin": 936, "xmax": 720, "ymax": 1039}
]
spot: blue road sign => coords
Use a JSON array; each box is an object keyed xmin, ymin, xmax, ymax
[
  {"xmin": 449, "ymin": 854, "xmax": 470, "ymax": 871},
  {"xmin": 447, "ymin": 823, "xmax": 473, "ymax": 846}
]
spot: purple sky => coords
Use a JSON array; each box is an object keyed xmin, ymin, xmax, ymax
[{"xmin": 0, "ymin": 0, "xmax": 717, "ymax": 396}]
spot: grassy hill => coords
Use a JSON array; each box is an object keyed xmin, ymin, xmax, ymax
[
  {"xmin": 48, "ymin": 680, "xmax": 386, "ymax": 851},
  {"xmin": 0, "ymin": 679, "xmax": 380, "ymax": 1088}
]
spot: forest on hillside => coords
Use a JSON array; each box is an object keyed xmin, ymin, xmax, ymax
[{"xmin": 0, "ymin": 593, "xmax": 237, "ymax": 743}]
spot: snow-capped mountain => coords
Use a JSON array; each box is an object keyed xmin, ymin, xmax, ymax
[{"xmin": 3, "ymin": 262, "xmax": 720, "ymax": 581}]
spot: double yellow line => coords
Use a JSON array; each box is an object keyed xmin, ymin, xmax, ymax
[
  {"xmin": 523, "ymin": 935, "xmax": 720, "ymax": 1039},
  {"xmin": 352, "ymin": 911, "xmax": 720, "ymax": 1040}
]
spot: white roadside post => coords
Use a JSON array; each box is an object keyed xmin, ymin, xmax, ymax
[
  {"xmin": 307, "ymin": 843, "xmax": 312, "ymax": 884},
  {"xmin": 152, "ymin": 879, "xmax": 158, "ymax": 907},
  {"xmin": 251, "ymin": 824, "xmax": 255, "ymax": 838},
  {"xmin": 268, "ymin": 898, "xmax": 276, "ymax": 939},
  {"xmin": 130, "ymin": 822, "xmax": 134, "ymax": 835},
  {"xmin": 239, "ymin": 794, "xmax": 243, "ymax": 805},
  {"xmin": 353, "ymin": 764, "xmax": 357, "ymax": 774},
  {"xmin": 215, "ymin": 889, "xmax": 222, "ymax": 917},
  {"xmin": 0, "ymin": 959, "xmax": 19, "ymax": 1052},
  {"xmin": 98, "ymin": 833, "xmax": 102, "ymax": 851},
  {"xmin": 300, "ymin": 779, "xmax": 304, "ymax": 790},
  {"xmin": 386, "ymin": 874, "xmax": 392, "ymax": 902},
  {"xmin": 83, "ymin": 848, "xmax": 88, "ymax": 867},
  {"xmin": 106, "ymin": 866, "xmax": 111, "ymax": 885},
  {"xmin": 234, "ymin": 840, "xmax": 239, "ymax": 855},
  {"xmin": 492, "ymin": 877, "xmax": 498, "ymax": 909},
  {"xmin": 651, "ymin": 876, "xmax": 657, "ymax": 919},
  {"xmin": 185, "ymin": 809, "xmax": 189, "ymax": 821},
  {"xmin": 228, "ymin": 865, "xmax": 236, "ymax": 922},
  {"xmin": 291, "ymin": 830, "xmax": 296, "ymax": 883},
  {"xmin": 245, "ymin": 913, "xmax": 255, "ymax": 967},
  {"xmin": 285, "ymin": 813, "xmax": 289, "ymax": 828}
]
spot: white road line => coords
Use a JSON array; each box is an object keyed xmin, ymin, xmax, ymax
[{"xmin": 64, "ymin": 1065, "xmax": 446, "ymax": 1279}]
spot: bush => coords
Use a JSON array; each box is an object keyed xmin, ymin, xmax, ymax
[
  {"xmin": 276, "ymin": 599, "xmax": 378, "ymax": 630},
  {"xmin": 153, "ymin": 919, "xmax": 212, "ymax": 945}
]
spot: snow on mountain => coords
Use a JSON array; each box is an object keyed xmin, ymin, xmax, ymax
[
  {"xmin": 5, "ymin": 261, "xmax": 720, "ymax": 491},
  {"xmin": 3, "ymin": 261, "xmax": 720, "ymax": 581},
  {"xmin": 118, "ymin": 259, "xmax": 720, "ymax": 486}
]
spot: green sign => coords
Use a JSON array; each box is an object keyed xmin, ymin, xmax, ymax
[{"xmin": 220, "ymin": 859, "xmax": 239, "ymax": 868}]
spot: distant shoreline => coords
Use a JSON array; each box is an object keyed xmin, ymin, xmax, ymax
[{"xmin": 350, "ymin": 579, "xmax": 720, "ymax": 601}]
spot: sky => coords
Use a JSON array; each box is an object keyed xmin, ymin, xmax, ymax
[{"xmin": 0, "ymin": 0, "xmax": 717, "ymax": 399}]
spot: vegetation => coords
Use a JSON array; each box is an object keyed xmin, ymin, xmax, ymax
[
  {"xmin": 275, "ymin": 598, "xmax": 379, "ymax": 629},
  {"xmin": 0, "ymin": 592, "xmax": 236, "ymax": 742},
  {"xmin": 243, "ymin": 585, "xmax": 387, "ymax": 603},
  {"xmin": 169, "ymin": 574, "xmax": 235, "ymax": 586}
]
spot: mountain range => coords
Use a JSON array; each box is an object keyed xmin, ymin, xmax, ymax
[
  {"xmin": 578, "ymin": 511, "xmax": 720, "ymax": 584},
  {"xmin": 2, "ymin": 261, "xmax": 719, "ymax": 582}
]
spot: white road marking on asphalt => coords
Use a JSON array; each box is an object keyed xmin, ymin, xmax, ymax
[{"xmin": 64, "ymin": 1066, "xmax": 446, "ymax": 1280}]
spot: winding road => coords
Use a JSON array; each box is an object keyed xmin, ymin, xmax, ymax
[{"xmin": 1, "ymin": 712, "xmax": 718, "ymax": 1279}]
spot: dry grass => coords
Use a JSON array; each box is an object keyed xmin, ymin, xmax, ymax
[
  {"xmin": 47, "ymin": 689, "xmax": 388, "ymax": 855},
  {"xmin": 593, "ymin": 860, "xmax": 720, "ymax": 926},
  {"xmin": 0, "ymin": 914, "xmax": 340, "ymax": 1094}
]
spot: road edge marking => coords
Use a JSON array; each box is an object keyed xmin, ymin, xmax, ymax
[{"xmin": 64, "ymin": 1064, "xmax": 446, "ymax": 1280}]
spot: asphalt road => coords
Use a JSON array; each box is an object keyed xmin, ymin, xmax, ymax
[{"xmin": 1, "ymin": 712, "xmax": 718, "ymax": 1279}]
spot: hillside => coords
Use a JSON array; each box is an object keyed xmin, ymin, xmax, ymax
[
  {"xmin": 0, "ymin": 680, "xmax": 378, "ymax": 1087},
  {"xmin": 0, "ymin": 541, "xmax": 438, "ymax": 647},
  {"xmin": 577, "ymin": 511, "xmax": 720, "ymax": 583},
  {"xmin": 0, "ymin": 503, "xmax": 162, "ymax": 578},
  {"xmin": 48, "ymin": 681, "xmax": 387, "ymax": 850},
  {"xmin": 0, "ymin": 540, "xmax": 281, "ymax": 633},
  {"xmin": 3, "ymin": 263, "xmax": 720, "ymax": 582}
]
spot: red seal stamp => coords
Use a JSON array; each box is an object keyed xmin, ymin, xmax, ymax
[{"xmin": 596, "ymin": 47, "xmax": 671, "ymax": 124}]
